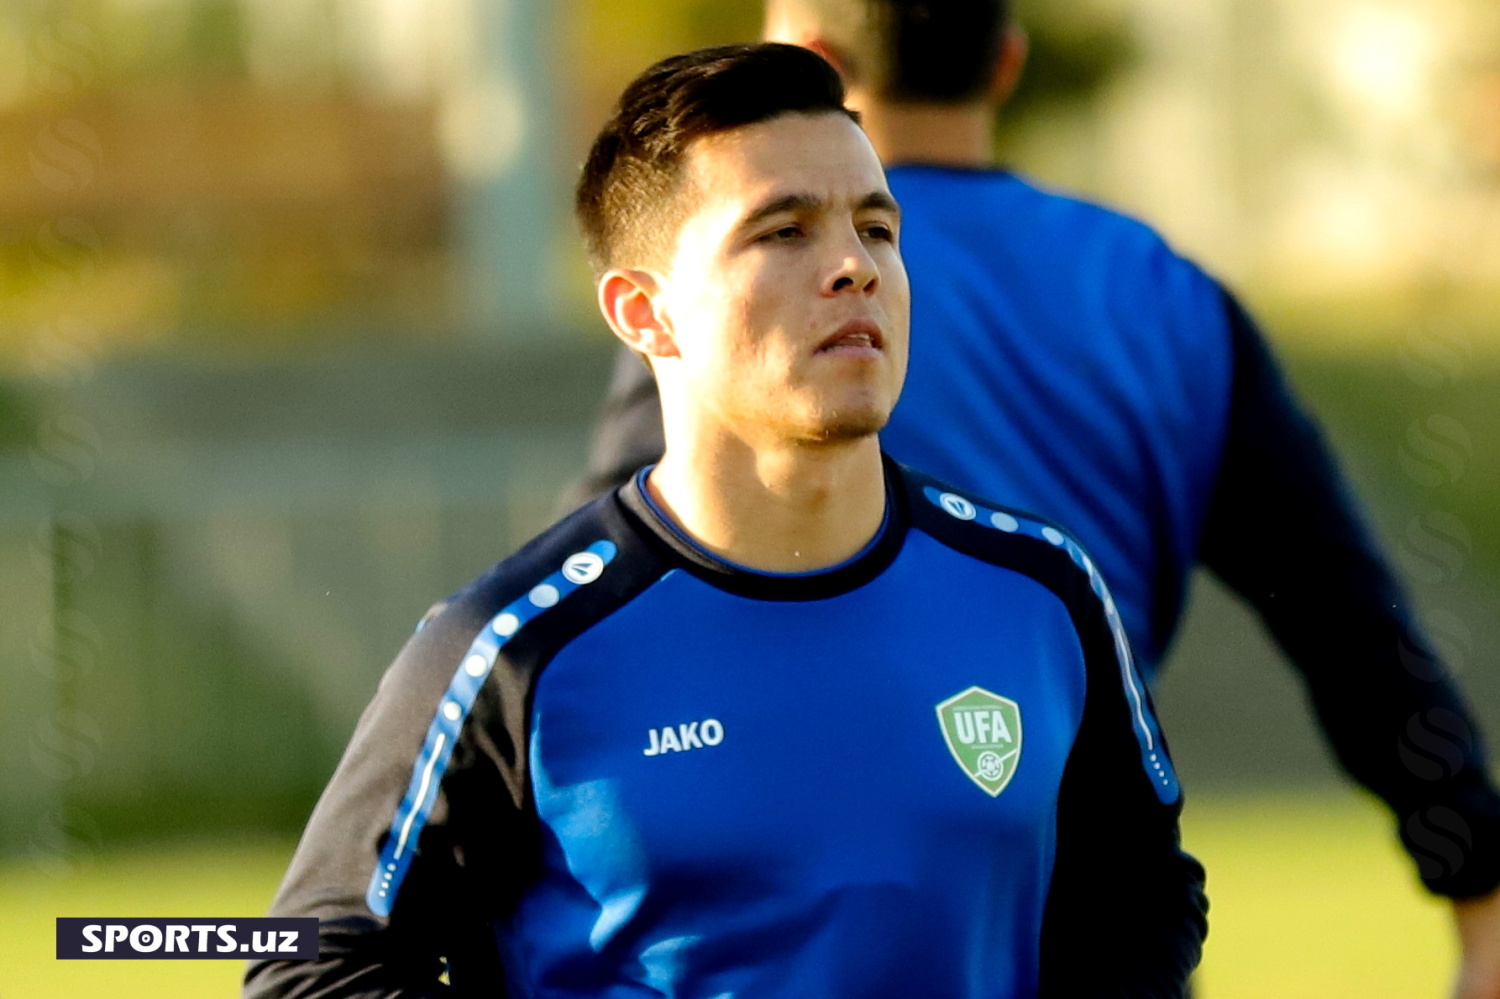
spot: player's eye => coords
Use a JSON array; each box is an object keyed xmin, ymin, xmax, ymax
[
  {"xmin": 762, "ymin": 224, "xmax": 803, "ymax": 242},
  {"xmin": 861, "ymin": 222, "xmax": 895, "ymax": 242}
]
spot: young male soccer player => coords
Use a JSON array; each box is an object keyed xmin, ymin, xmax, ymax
[
  {"xmin": 245, "ymin": 44, "xmax": 1206, "ymax": 999},
  {"xmin": 567, "ymin": 3, "xmax": 1500, "ymax": 992}
]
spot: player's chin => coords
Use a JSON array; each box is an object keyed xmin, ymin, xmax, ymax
[{"xmin": 802, "ymin": 406, "xmax": 891, "ymax": 444}]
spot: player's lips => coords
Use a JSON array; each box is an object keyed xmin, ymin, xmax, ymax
[{"xmin": 815, "ymin": 319, "xmax": 885, "ymax": 356}]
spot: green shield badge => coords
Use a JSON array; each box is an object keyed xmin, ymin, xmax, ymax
[{"xmin": 936, "ymin": 686, "xmax": 1023, "ymax": 796}]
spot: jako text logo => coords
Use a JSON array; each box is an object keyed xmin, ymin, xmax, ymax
[{"xmin": 643, "ymin": 718, "xmax": 724, "ymax": 756}]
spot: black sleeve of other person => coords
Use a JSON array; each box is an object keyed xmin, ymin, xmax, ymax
[
  {"xmin": 555, "ymin": 349, "xmax": 665, "ymax": 514},
  {"xmin": 1199, "ymin": 289, "xmax": 1500, "ymax": 899}
]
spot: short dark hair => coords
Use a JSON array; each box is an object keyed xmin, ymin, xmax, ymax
[
  {"xmin": 575, "ymin": 43, "xmax": 857, "ymax": 274},
  {"xmin": 809, "ymin": 0, "xmax": 1009, "ymax": 103}
]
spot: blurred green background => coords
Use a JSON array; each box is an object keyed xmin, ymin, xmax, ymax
[{"xmin": 1, "ymin": 0, "xmax": 1496, "ymax": 995}]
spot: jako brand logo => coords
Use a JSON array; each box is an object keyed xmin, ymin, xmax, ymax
[
  {"xmin": 562, "ymin": 551, "xmax": 606, "ymax": 585},
  {"xmin": 643, "ymin": 718, "xmax": 724, "ymax": 756}
]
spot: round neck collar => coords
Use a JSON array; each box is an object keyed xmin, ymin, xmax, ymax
[{"xmin": 618, "ymin": 459, "xmax": 908, "ymax": 602}]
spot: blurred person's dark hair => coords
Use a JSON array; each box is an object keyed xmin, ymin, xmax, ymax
[
  {"xmin": 575, "ymin": 42, "xmax": 857, "ymax": 275},
  {"xmin": 785, "ymin": 0, "xmax": 1009, "ymax": 102}
]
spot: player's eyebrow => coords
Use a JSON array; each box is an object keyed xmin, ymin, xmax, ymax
[
  {"xmin": 739, "ymin": 193, "xmax": 822, "ymax": 230},
  {"xmin": 738, "ymin": 190, "xmax": 901, "ymax": 231},
  {"xmin": 856, "ymin": 191, "xmax": 901, "ymax": 220}
]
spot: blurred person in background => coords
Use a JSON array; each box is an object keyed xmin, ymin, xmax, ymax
[
  {"xmin": 245, "ymin": 43, "xmax": 1205, "ymax": 998},
  {"xmin": 562, "ymin": 2, "xmax": 1500, "ymax": 994}
]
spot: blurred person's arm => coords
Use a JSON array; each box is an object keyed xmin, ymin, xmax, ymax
[
  {"xmin": 1198, "ymin": 291, "xmax": 1500, "ymax": 905},
  {"xmin": 243, "ymin": 598, "xmax": 523, "ymax": 999},
  {"xmin": 1454, "ymin": 890, "xmax": 1500, "ymax": 999}
]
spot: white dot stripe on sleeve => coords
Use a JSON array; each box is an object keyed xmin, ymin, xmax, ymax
[
  {"xmin": 923, "ymin": 486, "xmax": 1179, "ymax": 804},
  {"xmin": 365, "ymin": 539, "xmax": 619, "ymax": 917},
  {"xmin": 393, "ymin": 733, "xmax": 445, "ymax": 861}
]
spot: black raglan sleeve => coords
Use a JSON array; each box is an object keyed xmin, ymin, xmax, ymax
[
  {"xmin": 1199, "ymin": 291, "xmax": 1500, "ymax": 899},
  {"xmin": 242, "ymin": 595, "xmax": 532, "ymax": 999},
  {"xmin": 901, "ymin": 471, "xmax": 1206, "ymax": 998},
  {"xmin": 1038, "ymin": 570, "xmax": 1207, "ymax": 998}
]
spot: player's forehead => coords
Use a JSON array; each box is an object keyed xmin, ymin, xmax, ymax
[{"xmin": 678, "ymin": 112, "xmax": 892, "ymax": 221}]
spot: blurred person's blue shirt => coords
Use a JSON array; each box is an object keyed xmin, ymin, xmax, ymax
[{"xmin": 880, "ymin": 165, "xmax": 1233, "ymax": 671}]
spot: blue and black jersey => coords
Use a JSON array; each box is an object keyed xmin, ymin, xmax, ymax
[
  {"xmin": 245, "ymin": 460, "xmax": 1206, "ymax": 999},
  {"xmin": 563, "ymin": 166, "xmax": 1500, "ymax": 900}
]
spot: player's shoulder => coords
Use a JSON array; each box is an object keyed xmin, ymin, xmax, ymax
[
  {"xmin": 895, "ymin": 462, "xmax": 1181, "ymax": 804},
  {"xmin": 896, "ymin": 462, "xmax": 1107, "ymax": 616},
  {"xmin": 893, "ymin": 166, "xmax": 1224, "ymax": 307},
  {"xmin": 892, "ymin": 166, "xmax": 1165, "ymax": 245},
  {"xmin": 397, "ymin": 491, "xmax": 660, "ymax": 681},
  {"xmin": 1012, "ymin": 175, "xmax": 1234, "ymax": 332},
  {"xmin": 971, "ymin": 171, "xmax": 1216, "ymax": 282},
  {"xmin": 1004, "ymin": 173, "xmax": 1180, "ymax": 252}
]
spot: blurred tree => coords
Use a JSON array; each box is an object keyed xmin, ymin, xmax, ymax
[
  {"xmin": 180, "ymin": 0, "xmax": 249, "ymax": 79},
  {"xmin": 1004, "ymin": 0, "xmax": 1137, "ymax": 121},
  {"xmin": 0, "ymin": 383, "xmax": 33, "ymax": 450},
  {"xmin": 0, "ymin": 0, "xmax": 449, "ymax": 367}
]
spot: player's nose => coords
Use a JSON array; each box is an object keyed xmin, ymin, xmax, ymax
[{"xmin": 823, "ymin": 227, "xmax": 880, "ymax": 296}]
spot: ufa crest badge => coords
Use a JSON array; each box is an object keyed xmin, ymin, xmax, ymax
[{"xmin": 936, "ymin": 686, "xmax": 1023, "ymax": 796}]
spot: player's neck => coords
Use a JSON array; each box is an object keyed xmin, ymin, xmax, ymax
[
  {"xmin": 646, "ymin": 432, "xmax": 888, "ymax": 574},
  {"xmin": 854, "ymin": 98, "xmax": 998, "ymax": 168}
]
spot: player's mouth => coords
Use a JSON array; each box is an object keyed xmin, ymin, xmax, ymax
[{"xmin": 815, "ymin": 319, "xmax": 885, "ymax": 357}]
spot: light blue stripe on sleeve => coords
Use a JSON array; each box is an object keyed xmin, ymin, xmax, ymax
[
  {"xmin": 366, "ymin": 540, "xmax": 619, "ymax": 917},
  {"xmin": 924, "ymin": 487, "xmax": 1180, "ymax": 804}
]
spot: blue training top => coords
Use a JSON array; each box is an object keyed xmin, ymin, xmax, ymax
[
  {"xmin": 247, "ymin": 461, "xmax": 1206, "ymax": 999},
  {"xmin": 881, "ymin": 167, "xmax": 1234, "ymax": 670},
  {"xmin": 560, "ymin": 166, "xmax": 1500, "ymax": 903}
]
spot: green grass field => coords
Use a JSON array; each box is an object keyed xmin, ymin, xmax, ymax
[
  {"xmin": 1183, "ymin": 794, "xmax": 1453, "ymax": 998},
  {"xmin": 0, "ymin": 792, "xmax": 1454, "ymax": 998}
]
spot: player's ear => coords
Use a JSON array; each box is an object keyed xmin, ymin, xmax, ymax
[
  {"xmin": 598, "ymin": 268, "xmax": 679, "ymax": 359},
  {"xmin": 989, "ymin": 24, "xmax": 1029, "ymax": 107}
]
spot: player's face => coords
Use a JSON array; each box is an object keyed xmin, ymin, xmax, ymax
[{"xmin": 657, "ymin": 112, "xmax": 909, "ymax": 445}]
